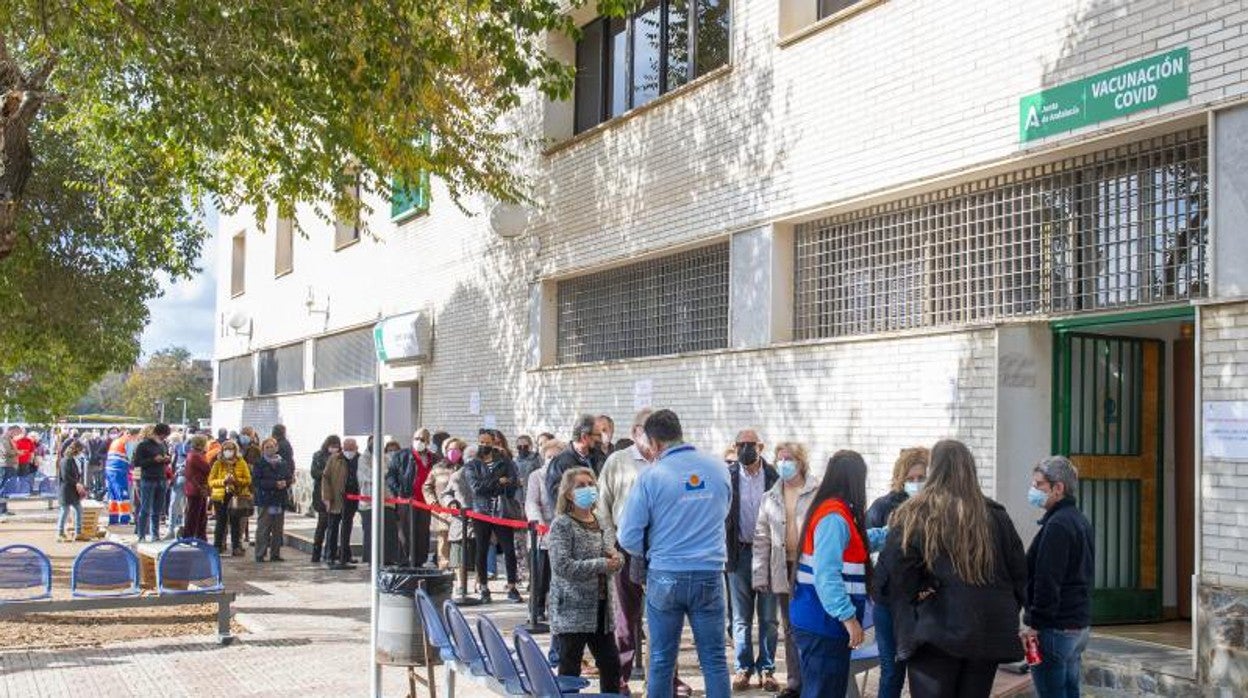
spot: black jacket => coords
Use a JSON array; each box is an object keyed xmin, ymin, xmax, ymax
[
  {"xmin": 725, "ymin": 460, "xmax": 778, "ymax": 567},
  {"xmin": 252, "ymin": 456, "xmax": 293, "ymax": 509},
  {"xmin": 59, "ymin": 455, "xmax": 82, "ymax": 505},
  {"xmin": 867, "ymin": 490, "xmax": 909, "ymax": 529},
  {"xmin": 1025, "ymin": 497, "xmax": 1094, "ymax": 630},
  {"xmin": 876, "ymin": 498, "xmax": 1027, "ymax": 663},
  {"xmin": 133, "ymin": 438, "xmax": 169, "ymax": 481},
  {"xmin": 546, "ymin": 446, "xmax": 594, "ymax": 504},
  {"xmin": 386, "ymin": 449, "xmax": 435, "ymax": 498}
]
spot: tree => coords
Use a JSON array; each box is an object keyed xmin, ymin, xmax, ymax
[
  {"xmin": 0, "ymin": 0, "xmax": 627, "ymax": 418},
  {"xmin": 71, "ymin": 371, "xmax": 128, "ymax": 416},
  {"xmin": 120, "ymin": 347, "xmax": 211, "ymax": 423}
]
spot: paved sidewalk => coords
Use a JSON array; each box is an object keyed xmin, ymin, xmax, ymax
[{"xmin": 0, "ymin": 504, "xmax": 1033, "ymax": 697}]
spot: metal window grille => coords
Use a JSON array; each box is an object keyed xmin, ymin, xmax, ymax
[
  {"xmin": 795, "ymin": 128, "xmax": 1208, "ymax": 339},
  {"xmin": 257, "ymin": 343, "xmax": 305, "ymax": 395},
  {"xmin": 313, "ymin": 328, "xmax": 377, "ymax": 390},
  {"xmin": 556, "ymin": 243, "xmax": 730, "ymax": 363},
  {"xmin": 216, "ymin": 356, "xmax": 253, "ymax": 399}
]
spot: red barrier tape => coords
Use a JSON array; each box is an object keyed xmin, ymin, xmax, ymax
[{"xmin": 347, "ymin": 494, "xmax": 548, "ymax": 534}]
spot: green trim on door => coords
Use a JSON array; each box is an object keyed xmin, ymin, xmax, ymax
[
  {"xmin": 1052, "ymin": 329, "xmax": 1166, "ymax": 624},
  {"xmin": 1049, "ymin": 305, "xmax": 1194, "ymax": 331}
]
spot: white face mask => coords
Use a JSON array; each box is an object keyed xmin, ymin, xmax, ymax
[
  {"xmin": 904, "ymin": 481, "xmax": 924, "ymax": 496},
  {"xmin": 223, "ymin": 449, "xmax": 236, "ymax": 460},
  {"xmin": 343, "ymin": 449, "xmax": 358, "ymax": 459},
  {"xmin": 413, "ymin": 440, "xmax": 427, "ymax": 453}
]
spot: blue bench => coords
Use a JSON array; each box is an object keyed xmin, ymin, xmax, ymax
[{"xmin": 0, "ymin": 540, "xmax": 234, "ymax": 645}]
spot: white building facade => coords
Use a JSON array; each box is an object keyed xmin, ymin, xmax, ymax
[{"xmin": 214, "ymin": 0, "xmax": 1248, "ymax": 690}]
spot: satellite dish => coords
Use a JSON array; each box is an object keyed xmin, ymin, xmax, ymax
[
  {"xmin": 489, "ymin": 201, "xmax": 530, "ymax": 239},
  {"xmin": 227, "ymin": 310, "xmax": 250, "ymax": 331}
]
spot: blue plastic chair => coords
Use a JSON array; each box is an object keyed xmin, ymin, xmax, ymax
[
  {"xmin": 477, "ymin": 615, "xmax": 588, "ymax": 695},
  {"xmin": 414, "ymin": 588, "xmax": 458, "ymax": 665},
  {"xmin": 0, "ymin": 544, "xmax": 52, "ymax": 601},
  {"xmin": 3, "ymin": 477, "xmax": 32, "ymax": 498},
  {"xmin": 156, "ymin": 538, "xmax": 223, "ymax": 594},
  {"xmin": 848, "ymin": 600, "xmax": 881, "ymax": 698},
  {"xmin": 443, "ymin": 598, "xmax": 490, "ymax": 678},
  {"xmin": 37, "ymin": 476, "xmax": 59, "ymax": 499},
  {"xmin": 514, "ymin": 628, "xmax": 622, "ymax": 698},
  {"xmin": 71, "ymin": 542, "xmax": 141, "ymax": 597}
]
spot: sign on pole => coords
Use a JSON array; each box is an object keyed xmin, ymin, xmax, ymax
[{"xmin": 1020, "ymin": 47, "xmax": 1189, "ymax": 142}]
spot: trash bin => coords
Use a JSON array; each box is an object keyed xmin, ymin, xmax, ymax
[{"xmin": 376, "ymin": 566, "xmax": 455, "ymax": 666}]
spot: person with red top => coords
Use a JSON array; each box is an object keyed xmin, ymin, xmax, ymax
[
  {"xmin": 14, "ymin": 429, "xmax": 35, "ymax": 488},
  {"xmin": 386, "ymin": 428, "xmax": 438, "ymax": 566},
  {"xmin": 182, "ymin": 435, "xmax": 213, "ymax": 541}
]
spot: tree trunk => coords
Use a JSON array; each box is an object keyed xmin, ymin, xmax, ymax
[{"xmin": 0, "ymin": 53, "xmax": 56, "ymax": 261}]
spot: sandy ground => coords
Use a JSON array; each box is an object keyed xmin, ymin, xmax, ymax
[{"xmin": 0, "ymin": 502, "xmax": 243, "ymax": 650}]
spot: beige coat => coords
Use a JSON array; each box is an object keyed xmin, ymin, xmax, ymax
[
  {"xmin": 423, "ymin": 463, "xmax": 455, "ymax": 533},
  {"xmin": 752, "ymin": 475, "xmax": 820, "ymax": 596}
]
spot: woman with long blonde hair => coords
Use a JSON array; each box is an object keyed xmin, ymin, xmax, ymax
[{"xmin": 876, "ymin": 440, "xmax": 1026, "ymax": 698}]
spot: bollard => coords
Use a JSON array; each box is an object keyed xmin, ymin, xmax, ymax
[{"xmin": 523, "ymin": 521, "xmax": 549, "ymax": 634}]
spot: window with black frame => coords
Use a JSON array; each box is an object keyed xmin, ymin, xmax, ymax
[{"xmin": 574, "ymin": 0, "xmax": 730, "ymax": 134}]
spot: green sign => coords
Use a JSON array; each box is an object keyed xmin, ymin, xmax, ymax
[{"xmin": 1020, "ymin": 47, "xmax": 1190, "ymax": 142}]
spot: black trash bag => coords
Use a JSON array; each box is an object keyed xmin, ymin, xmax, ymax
[{"xmin": 377, "ymin": 566, "xmax": 454, "ymax": 596}]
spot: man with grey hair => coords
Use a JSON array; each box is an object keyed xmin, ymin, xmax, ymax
[{"xmin": 1021, "ymin": 455, "xmax": 1094, "ymax": 698}]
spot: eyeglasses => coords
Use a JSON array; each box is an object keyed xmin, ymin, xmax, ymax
[{"xmin": 735, "ymin": 442, "xmax": 758, "ymax": 448}]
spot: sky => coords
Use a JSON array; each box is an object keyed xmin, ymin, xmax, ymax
[{"xmin": 140, "ymin": 208, "xmax": 219, "ymax": 359}]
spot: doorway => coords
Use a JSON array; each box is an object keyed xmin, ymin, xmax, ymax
[{"xmin": 1051, "ymin": 310, "xmax": 1196, "ymax": 626}]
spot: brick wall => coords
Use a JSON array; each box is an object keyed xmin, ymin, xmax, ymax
[{"xmin": 1200, "ymin": 301, "xmax": 1248, "ymax": 587}]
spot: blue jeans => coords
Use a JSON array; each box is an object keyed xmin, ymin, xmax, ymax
[
  {"xmin": 167, "ymin": 476, "xmax": 186, "ymax": 535},
  {"xmin": 0, "ymin": 466, "xmax": 15, "ymax": 495},
  {"xmin": 138, "ymin": 479, "xmax": 165, "ymax": 540},
  {"xmin": 793, "ymin": 629, "xmax": 850, "ymax": 698},
  {"xmin": 874, "ymin": 600, "xmax": 905, "ymax": 698},
  {"xmin": 58, "ymin": 501, "xmax": 83, "ymax": 537},
  {"xmin": 646, "ymin": 569, "xmax": 730, "ymax": 698},
  {"xmin": 727, "ymin": 543, "xmax": 778, "ymax": 674},
  {"xmin": 1030, "ymin": 627, "xmax": 1089, "ymax": 698}
]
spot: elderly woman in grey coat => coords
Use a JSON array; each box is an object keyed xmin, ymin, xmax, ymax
[{"xmin": 547, "ymin": 466, "xmax": 623, "ymax": 695}]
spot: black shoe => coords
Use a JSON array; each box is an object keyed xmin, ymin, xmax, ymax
[
  {"xmin": 507, "ymin": 588, "xmax": 523, "ymax": 603},
  {"xmin": 311, "ymin": 556, "xmax": 320, "ymax": 564},
  {"xmin": 775, "ymin": 689, "xmax": 800, "ymax": 698},
  {"xmin": 271, "ymin": 555, "xmax": 285, "ymax": 562},
  {"xmin": 255, "ymin": 556, "xmax": 267, "ymax": 563},
  {"xmin": 328, "ymin": 563, "xmax": 350, "ymax": 570},
  {"xmin": 231, "ymin": 548, "xmax": 244, "ymax": 557},
  {"xmin": 479, "ymin": 588, "xmax": 492, "ymax": 604}
]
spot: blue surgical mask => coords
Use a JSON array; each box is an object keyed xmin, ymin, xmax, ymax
[
  {"xmin": 904, "ymin": 481, "xmax": 924, "ymax": 496},
  {"xmin": 239, "ymin": 436, "xmax": 251, "ymax": 447},
  {"xmin": 777, "ymin": 459, "xmax": 799, "ymax": 481},
  {"xmin": 572, "ymin": 486, "xmax": 599, "ymax": 509},
  {"xmin": 1028, "ymin": 486, "xmax": 1049, "ymax": 509}
]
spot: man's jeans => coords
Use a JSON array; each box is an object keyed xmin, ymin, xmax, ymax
[
  {"xmin": 1030, "ymin": 627, "xmax": 1090, "ymax": 698},
  {"xmin": 646, "ymin": 569, "xmax": 730, "ymax": 698},
  {"xmin": 874, "ymin": 600, "xmax": 906, "ymax": 698},
  {"xmin": 0, "ymin": 466, "xmax": 15, "ymax": 496},
  {"xmin": 138, "ymin": 479, "xmax": 165, "ymax": 540},
  {"xmin": 727, "ymin": 542, "xmax": 778, "ymax": 675}
]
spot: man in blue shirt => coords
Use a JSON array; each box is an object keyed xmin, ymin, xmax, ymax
[{"xmin": 618, "ymin": 410, "xmax": 731, "ymax": 698}]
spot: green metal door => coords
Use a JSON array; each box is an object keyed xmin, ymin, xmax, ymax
[{"xmin": 1053, "ymin": 332, "xmax": 1164, "ymax": 624}]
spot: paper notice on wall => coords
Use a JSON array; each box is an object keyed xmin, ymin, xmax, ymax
[
  {"xmin": 1204, "ymin": 401, "xmax": 1248, "ymax": 461},
  {"xmin": 469, "ymin": 390, "xmax": 481, "ymax": 416},
  {"xmin": 483, "ymin": 414, "xmax": 497, "ymax": 430},
  {"xmin": 633, "ymin": 379, "xmax": 654, "ymax": 411}
]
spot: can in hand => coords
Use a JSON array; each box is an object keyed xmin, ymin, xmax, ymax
[{"xmin": 1024, "ymin": 634, "xmax": 1043, "ymax": 666}]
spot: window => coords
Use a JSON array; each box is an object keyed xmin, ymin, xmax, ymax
[
  {"xmin": 257, "ymin": 342, "xmax": 305, "ymax": 395},
  {"xmin": 314, "ymin": 328, "xmax": 377, "ymax": 389},
  {"xmin": 794, "ymin": 128, "xmax": 1208, "ymax": 340},
  {"xmin": 275, "ymin": 216, "xmax": 294, "ymax": 277},
  {"xmin": 216, "ymin": 356, "xmax": 253, "ymax": 399},
  {"xmin": 817, "ymin": 0, "xmax": 863, "ymax": 20},
  {"xmin": 556, "ymin": 243, "xmax": 730, "ymax": 363},
  {"xmin": 230, "ymin": 231, "xmax": 246, "ymax": 297},
  {"xmin": 574, "ymin": 0, "xmax": 730, "ymax": 133},
  {"xmin": 392, "ymin": 132, "xmax": 432, "ymax": 221},
  {"xmin": 334, "ymin": 175, "xmax": 361, "ymax": 249}
]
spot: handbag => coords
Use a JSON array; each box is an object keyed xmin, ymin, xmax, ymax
[{"xmin": 230, "ymin": 493, "xmax": 255, "ymax": 517}]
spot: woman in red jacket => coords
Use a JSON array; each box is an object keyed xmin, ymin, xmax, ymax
[{"xmin": 182, "ymin": 435, "xmax": 212, "ymax": 541}]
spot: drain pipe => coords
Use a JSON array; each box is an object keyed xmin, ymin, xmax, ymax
[{"xmin": 1192, "ymin": 306, "xmax": 1202, "ymax": 677}]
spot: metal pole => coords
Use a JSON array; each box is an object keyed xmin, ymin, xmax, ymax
[
  {"xmin": 523, "ymin": 521, "xmax": 548, "ymax": 634},
  {"xmin": 451, "ymin": 499, "xmax": 481, "ymax": 607},
  {"xmin": 179, "ymin": 399, "xmax": 187, "ymax": 428},
  {"xmin": 370, "ymin": 381, "xmax": 384, "ymax": 698}
]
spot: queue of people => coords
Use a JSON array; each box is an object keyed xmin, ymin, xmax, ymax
[{"xmin": 19, "ymin": 411, "xmax": 1093, "ymax": 698}]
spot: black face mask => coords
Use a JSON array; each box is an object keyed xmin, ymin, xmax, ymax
[
  {"xmin": 517, "ymin": 446, "xmax": 531, "ymax": 458},
  {"xmin": 477, "ymin": 445, "xmax": 494, "ymax": 459},
  {"xmin": 737, "ymin": 443, "xmax": 759, "ymax": 466}
]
